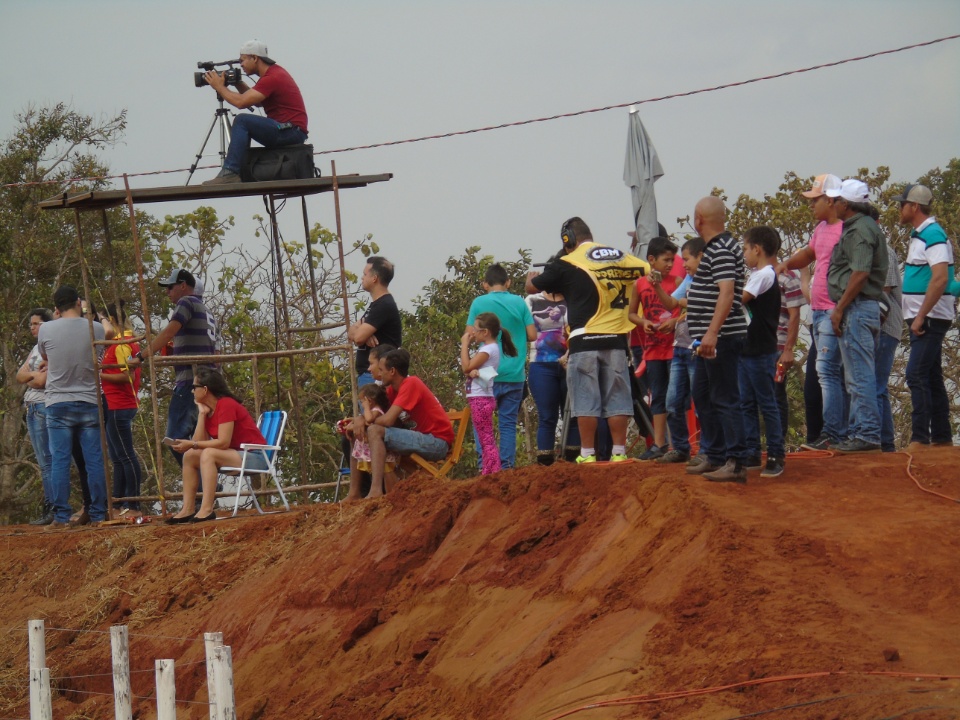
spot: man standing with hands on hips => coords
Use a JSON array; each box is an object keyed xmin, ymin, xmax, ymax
[{"xmin": 203, "ymin": 39, "xmax": 309, "ymax": 186}]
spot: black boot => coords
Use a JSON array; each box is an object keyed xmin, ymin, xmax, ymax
[{"xmin": 30, "ymin": 501, "xmax": 54, "ymax": 526}]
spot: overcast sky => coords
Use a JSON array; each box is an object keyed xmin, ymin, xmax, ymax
[{"xmin": 3, "ymin": 1, "xmax": 959, "ymax": 310}]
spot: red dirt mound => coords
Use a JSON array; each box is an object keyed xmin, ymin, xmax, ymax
[{"xmin": 2, "ymin": 448, "xmax": 959, "ymax": 719}]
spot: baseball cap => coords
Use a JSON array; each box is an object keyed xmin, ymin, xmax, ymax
[
  {"xmin": 836, "ymin": 179, "xmax": 871, "ymax": 204},
  {"xmin": 193, "ymin": 277, "xmax": 205, "ymax": 297},
  {"xmin": 891, "ymin": 183, "xmax": 933, "ymax": 205},
  {"xmin": 240, "ymin": 39, "xmax": 275, "ymax": 65},
  {"xmin": 53, "ymin": 285, "xmax": 80, "ymax": 308},
  {"xmin": 158, "ymin": 268, "xmax": 196, "ymax": 288},
  {"xmin": 801, "ymin": 174, "xmax": 842, "ymax": 198}
]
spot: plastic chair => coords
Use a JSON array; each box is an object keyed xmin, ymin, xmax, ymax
[{"xmin": 218, "ymin": 410, "xmax": 289, "ymax": 516}]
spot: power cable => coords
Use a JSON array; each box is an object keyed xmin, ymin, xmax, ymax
[{"xmin": 2, "ymin": 33, "xmax": 957, "ymax": 191}]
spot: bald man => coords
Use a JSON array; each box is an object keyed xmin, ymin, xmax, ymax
[{"xmin": 685, "ymin": 197, "xmax": 749, "ymax": 482}]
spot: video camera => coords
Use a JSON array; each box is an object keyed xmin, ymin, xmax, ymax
[{"xmin": 194, "ymin": 59, "xmax": 242, "ymax": 88}]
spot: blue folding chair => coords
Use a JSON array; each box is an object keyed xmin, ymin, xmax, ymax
[{"xmin": 218, "ymin": 410, "xmax": 289, "ymax": 516}]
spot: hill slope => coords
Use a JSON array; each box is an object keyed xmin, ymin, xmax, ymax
[{"xmin": 2, "ymin": 448, "xmax": 959, "ymax": 719}]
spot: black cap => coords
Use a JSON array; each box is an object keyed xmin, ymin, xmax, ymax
[{"xmin": 158, "ymin": 268, "xmax": 196, "ymax": 288}]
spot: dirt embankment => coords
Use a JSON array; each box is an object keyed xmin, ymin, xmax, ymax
[{"xmin": 2, "ymin": 448, "xmax": 959, "ymax": 719}]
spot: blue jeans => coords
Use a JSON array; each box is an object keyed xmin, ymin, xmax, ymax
[
  {"xmin": 26, "ymin": 403, "xmax": 53, "ymax": 503},
  {"xmin": 528, "ymin": 362, "xmax": 579, "ymax": 453},
  {"xmin": 665, "ymin": 348, "xmax": 696, "ymax": 454},
  {"xmin": 813, "ymin": 309, "xmax": 848, "ymax": 441},
  {"xmin": 106, "ymin": 407, "xmax": 143, "ymax": 510},
  {"xmin": 166, "ymin": 384, "xmax": 198, "ymax": 467},
  {"xmin": 46, "ymin": 402, "xmax": 107, "ymax": 523},
  {"xmin": 905, "ymin": 317, "xmax": 952, "ymax": 444},
  {"xmin": 739, "ymin": 352, "xmax": 785, "ymax": 459},
  {"xmin": 837, "ymin": 297, "xmax": 881, "ymax": 445},
  {"xmin": 692, "ymin": 335, "xmax": 746, "ymax": 464},
  {"xmin": 645, "ymin": 359, "xmax": 671, "ymax": 415},
  {"xmin": 474, "ymin": 381, "xmax": 524, "ymax": 470},
  {"xmin": 383, "ymin": 427, "xmax": 449, "ymax": 460},
  {"xmin": 224, "ymin": 114, "xmax": 308, "ymax": 173},
  {"xmin": 874, "ymin": 332, "xmax": 899, "ymax": 451}
]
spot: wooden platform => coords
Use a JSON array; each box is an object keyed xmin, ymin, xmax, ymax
[{"xmin": 38, "ymin": 173, "xmax": 393, "ymax": 211}]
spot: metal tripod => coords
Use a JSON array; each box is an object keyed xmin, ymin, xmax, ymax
[{"xmin": 185, "ymin": 96, "xmax": 234, "ymax": 185}]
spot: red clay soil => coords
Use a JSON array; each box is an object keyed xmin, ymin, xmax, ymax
[{"xmin": 2, "ymin": 448, "xmax": 959, "ymax": 720}]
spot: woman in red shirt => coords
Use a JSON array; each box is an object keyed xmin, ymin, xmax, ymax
[
  {"xmin": 99, "ymin": 301, "xmax": 143, "ymax": 517},
  {"xmin": 168, "ymin": 368, "xmax": 266, "ymax": 523}
]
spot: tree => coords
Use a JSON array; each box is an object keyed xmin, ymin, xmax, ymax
[{"xmin": 0, "ymin": 104, "xmax": 132, "ymax": 523}]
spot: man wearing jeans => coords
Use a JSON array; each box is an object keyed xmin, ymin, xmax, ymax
[
  {"xmin": 896, "ymin": 184, "xmax": 956, "ymax": 449},
  {"xmin": 202, "ymin": 39, "xmax": 308, "ymax": 186},
  {"xmin": 779, "ymin": 174, "xmax": 847, "ymax": 451},
  {"xmin": 827, "ymin": 179, "xmax": 888, "ymax": 453},
  {"xmin": 38, "ymin": 286, "xmax": 107, "ymax": 527},
  {"xmin": 129, "ymin": 269, "xmax": 216, "ymax": 466},
  {"xmin": 358, "ymin": 349, "xmax": 454, "ymax": 498},
  {"xmin": 467, "ymin": 264, "xmax": 536, "ymax": 469},
  {"xmin": 685, "ymin": 197, "xmax": 748, "ymax": 482}
]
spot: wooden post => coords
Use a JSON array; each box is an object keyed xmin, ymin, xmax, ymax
[
  {"xmin": 155, "ymin": 659, "xmax": 176, "ymax": 720},
  {"xmin": 28, "ymin": 619, "xmax": 45, "ymax": 670},
  {"xmin": 75, "ymin": 207, "xmax": 115, "ymax": 520},
  {"xmin": 330, "ymin": 161, "xmax": 358, "ymax": 414},
  {"xmin": 30, "ymin": 667, "xmax": 52, "ymax": 720},
  {"xmin": 123, "ymin": 174, "xmax": 167, "ymax": 513},
  {"xmin": 213, "ymin": 646, "xmax": 235, "ymax": 720},
  {"xmin": 110, "ymin": 625, "xmax": 132, "ymax": 720},
  {"xmin": 203, "ymin": 632, "xmax": 223, "ymax": 720}
]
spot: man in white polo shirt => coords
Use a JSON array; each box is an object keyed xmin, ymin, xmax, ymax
[{"xmin": 895, "ymin": 183, "xmax": 956, "ymax": 449}]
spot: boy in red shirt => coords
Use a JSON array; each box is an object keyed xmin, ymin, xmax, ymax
[{"xmin": 628, "ymin": 237, "xmax": 680, "ymax": 459}]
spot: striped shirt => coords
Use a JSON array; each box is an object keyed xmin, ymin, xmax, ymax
[
  {"xmin": 901, "ymin": 217, "xmax": 956, "ymax": 321},
  {"xmin": 777, "ymin": 269, "xmax": 806, "ymax": 353},
  {"xmin": 687, "ymin": 232, "xmax": 747, "ymax": 339},
  {"xmin": 170, "ymin": 296, "xmax": 216, "ymax": 386}
]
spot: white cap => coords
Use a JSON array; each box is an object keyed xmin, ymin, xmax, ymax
[
  {"xmin": 836, "ymin": 179, "xmax": 870, "ymax": 204},
  {"xmin": 193, "ymin": 277, "xmax": 205, "ymax": 297},
  {"xmin": 240, "ymin": 39, "xmax": 275, "ymax": 64}
]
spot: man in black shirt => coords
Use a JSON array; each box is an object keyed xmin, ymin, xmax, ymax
[{"xmin": 348, "ymin": 256, "xmax": 402, "ymax": 387}]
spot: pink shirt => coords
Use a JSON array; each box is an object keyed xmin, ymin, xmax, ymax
[{"xmin": 808, "ymin": 220, "xmax": 844, "ymax": 310}]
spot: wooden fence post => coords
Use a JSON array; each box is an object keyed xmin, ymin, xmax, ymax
[
  {"xmin": 204, "ymin": 632, "xmax": 223, "ymax": 720},
  {"xmin": 155, "ymin": 659, "xmax": 176, "ymax": 720},
  {"xmin": 29, "ymin": 668, "xmax": 52, "ymax": 720},
  {"xmin": 28, "ymin": 619, "xmax": 45, "ymax": 671},
  {"xmin": 213, "ymin": 646, "xmax": 235, "ymax": 720},
  {"xmin": 110, "ymin": 625, "xmax": 132, "ymax": 720}
]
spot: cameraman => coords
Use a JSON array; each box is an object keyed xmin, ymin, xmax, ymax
[{"xmin": 202, "ymin": 39, "xmax": 308, "ymax": 186}]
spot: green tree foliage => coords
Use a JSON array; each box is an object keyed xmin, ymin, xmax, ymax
[{"xmin": 0, "ymin": 104, "xmax": 134, "ymax": 523}]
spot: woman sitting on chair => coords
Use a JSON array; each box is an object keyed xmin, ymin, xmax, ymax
[{"xmin": 168, "ymin": 368, "xmax": 267, "ymax": 524}]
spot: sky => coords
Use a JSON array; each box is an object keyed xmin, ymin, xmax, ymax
[{"xmin": 3, "ymin": 1, "xmax": 959, "ymax": 311}]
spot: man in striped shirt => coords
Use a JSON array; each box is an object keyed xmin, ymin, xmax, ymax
[
  {"xmin": 129, "ymin": 268, "xmax": 217, "ymax": 466},
  {"xmin": 895, "ymin": 183, "xmax": 956, "ymax": 449},
  {"xmin": 686, "ymin": 197, "xmax": 748, "ymax": 482}
]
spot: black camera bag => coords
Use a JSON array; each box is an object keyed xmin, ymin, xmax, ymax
[{"xmin": 241, "ymin": 143, "xmax": 316, "ymax": 182}]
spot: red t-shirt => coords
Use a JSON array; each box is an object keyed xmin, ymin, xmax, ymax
[
  {"xmin": 386, "ymin": 376, "xmax": 455, "ymax": 446},
  {"xmin": 635, "ymin": 275, "xmax": 680, "ymax": 361},
  {"xmin": 205, "ymin": 397, "xmax": 267, "ymax": 450},
  {"xmin": 102, "ymin": 338, "xmax": 141, "ymax": 410},
  {"xmin": 253, "ymin": 64, "xmax": 309, "ymax": 134}
]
